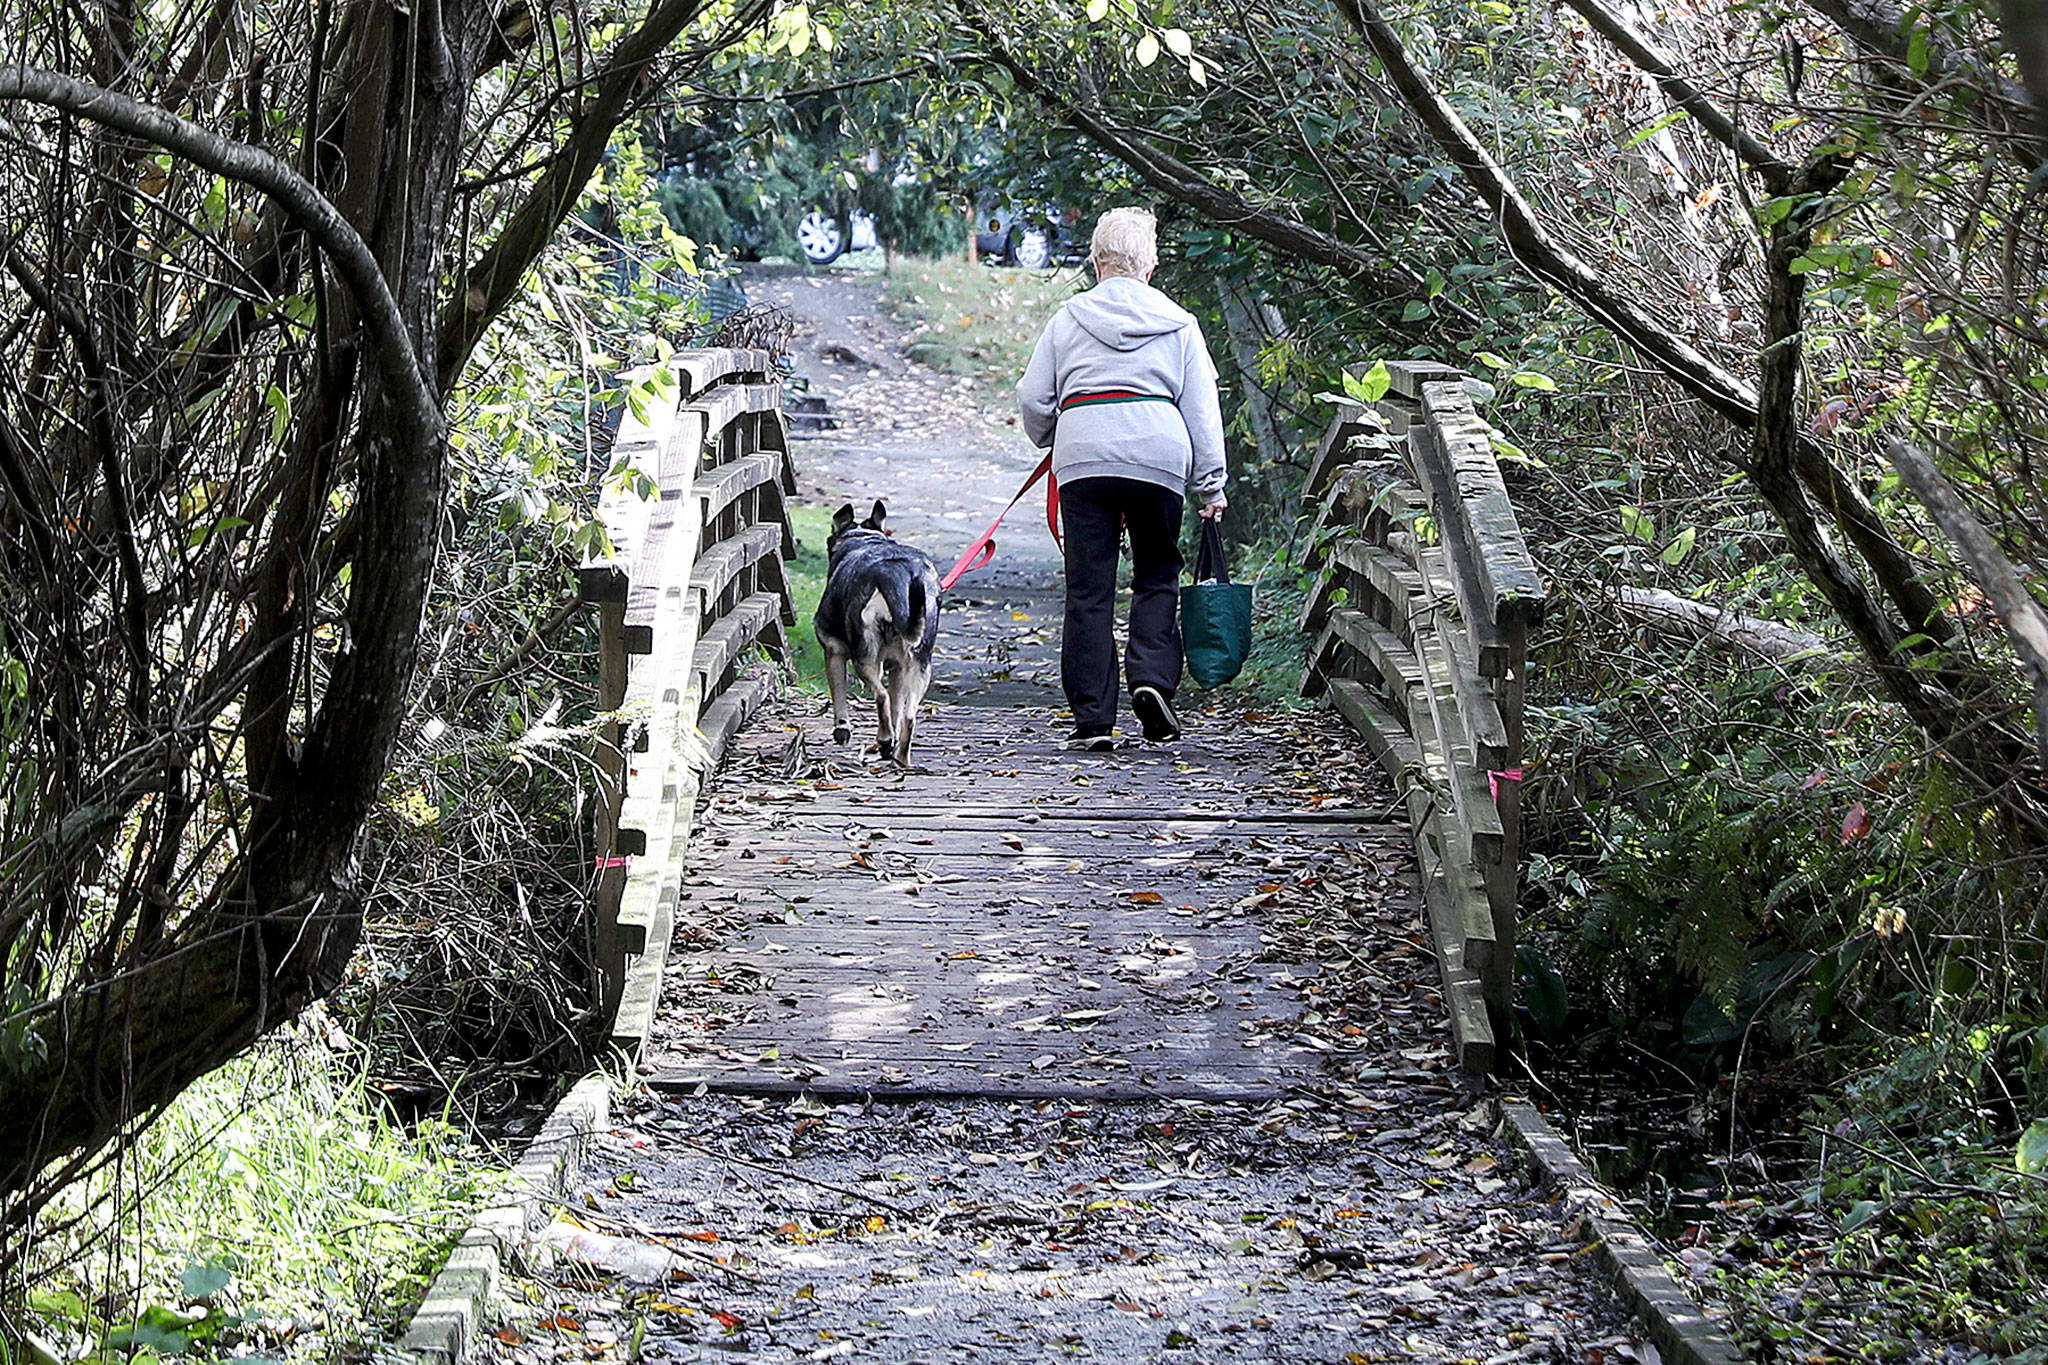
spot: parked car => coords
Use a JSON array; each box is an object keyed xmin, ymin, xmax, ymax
[
  {"xmin": 975, "ymin": 200, "xmax": 1080, "ymax": 269},
  {"xmin": 794, "ymin": 207, "xmax": 881, "ymax": 265}
]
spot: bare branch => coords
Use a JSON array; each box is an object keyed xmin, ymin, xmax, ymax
[
  {"xmin": 0, "ymin": 65, "xmax": 441, "ymax": 446},
  {"xmin": 1888, "ymin": 437, "xmax": 2048, "ymax": 768},
  {"xmin": 1560, "ymin": 0, "xmax": 1796, "ymax": 192}
]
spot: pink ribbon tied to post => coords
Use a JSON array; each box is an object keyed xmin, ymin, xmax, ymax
[{"xmin": 1487, "ymin": 768, "xmax": 1523, "ymax": 801}]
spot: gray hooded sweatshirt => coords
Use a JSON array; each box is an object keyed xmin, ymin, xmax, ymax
[{"xmin": 1016, "ymin": 277, "xmax": 1227, "ymax": 503}]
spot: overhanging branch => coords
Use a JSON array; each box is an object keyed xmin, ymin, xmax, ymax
[{"xmin": 0, "ymin": 66, "xmax": 442, "ymax": 446}]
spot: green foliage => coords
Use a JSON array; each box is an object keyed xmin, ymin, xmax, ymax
[{"xmin": 22, "ymin": 1029, "xmax": 500, "ymax": 1364}]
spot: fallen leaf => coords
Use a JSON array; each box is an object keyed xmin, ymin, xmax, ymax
[
  {"xmin": 1840, "ymin": 800, "xmax": 1873, "ymax": 844},
  {"xmin": 1129, "ymin": 891, "xmax": 1164, "ymax": 904}
]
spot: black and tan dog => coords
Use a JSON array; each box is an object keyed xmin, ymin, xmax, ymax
[{"xmin": 814, "ymin": 501, "xmax": 941, "ymax": 765}]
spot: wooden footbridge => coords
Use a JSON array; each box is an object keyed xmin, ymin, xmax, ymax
[
  {"xmin": 403, "ymin": 346, "xmax": 1748, "ymax": 1365},
  {"xmin": 574, "ymin": 350, "xmax": 1542, "ymax": 1083}
]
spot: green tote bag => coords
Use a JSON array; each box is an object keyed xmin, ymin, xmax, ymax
[{"xmin": 1181, "ymin": 519, "xmax": 1254, "ymax": 689}]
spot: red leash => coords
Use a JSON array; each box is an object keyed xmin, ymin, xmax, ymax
[{"xmin": 939, "ymin": 453, "xmax": 1061, "ymax": 591}]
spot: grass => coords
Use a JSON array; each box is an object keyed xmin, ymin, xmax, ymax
[
  {"xmin": 880, "ymin": 257, "xmax": 1086, "ymax": 398},
  {"xmin": 780, "ymin": 500, "xmax": 835, "ymax": 694},
  {"xmin": 18, "ymin": 1019, "xmax": 503, "ymax": 1365}
]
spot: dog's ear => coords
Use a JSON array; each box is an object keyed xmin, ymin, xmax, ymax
[
  {"xmin": 832, "ymin": 503, "xmax": 857, "ymax": 534},
  {"xmin": 864, "ymin": 499, "xmax": 887, "ymax": 531}
]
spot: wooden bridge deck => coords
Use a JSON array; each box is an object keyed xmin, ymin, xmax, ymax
[{"xmin": 647, "ymin": 698, "xmax": 1418, "ymax": 1102}]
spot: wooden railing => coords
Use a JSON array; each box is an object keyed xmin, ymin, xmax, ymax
[
  {"xmin": 577, "ymin": 348, "xmax": 796, "ymax": 1056},
  {"xmin": 1301, "ymin": 360, "xmax": 1545, "ymax": 1072}
]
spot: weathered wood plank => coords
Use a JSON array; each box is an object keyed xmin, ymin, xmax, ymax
[
  {"xmin": 674, "ymin": 347, "xmax": 770, "ymax": 401},
  {"xmin": 697, "ymin": 672, "xmax": 769, "ymax": 774},
  {"xmin": 579, "ymin": 420, "xmax": 669, "ymax": 605},
  {"xmin": 1324, "ymin": 677, "xmax": 1424, "ymax": 794},
  {"xmin": 740, "ymin": 805, "xmax": 1405, "ymax": 827},
  {"xmin": 1419, "ymin": 380, "xmax": 1545, "ymax": 626},
  {"xmin": 1411, "ymin": 614, "xmax": 1506, "ymax": 865},
  {"xmin": 689, "ymin": 523, "xmax": 782, "ymax": 615},
  {"xmin": 697, "ymin": 450, "xmax": 783, "ymax": 527},
  {"xmin": 1333, "ymin": 537, "xmax": 1427, "ymax": 644},
  {"xmin": 1419, "ymin": 809, "xmax": 1497, "ymax": 978},
  {"xmin": 1328, "ymin": 607, "xmax": 1425, "ymax": 701},
  {"xmin": 690, "ymin": 381, "xmax": 782, "ymax": 454},
  {"xmin": 1384, "ymin": 359, "xmax": 1466, "ymax": 400},
  {"xmin": 1411, "ymin": 548, "xmax": 1510, "ymax": 769},
  {"xmin": 693, "ymin": 590, "xmax": 782, "ymax": 696},
  {"xmin": 1302, "ymin": 399, "xmax": 1386, "ymax": 498}
]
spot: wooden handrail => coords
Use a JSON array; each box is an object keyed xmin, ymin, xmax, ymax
[
  {"xmin": 1300, "ymin": 360, "xmax": 1546, "ymax": 1073},
  {"xmin": 576, "ymin": 348, "xmax": 795, "ymax": 1056}
]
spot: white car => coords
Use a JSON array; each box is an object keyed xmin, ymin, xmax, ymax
[{"xmin": 795, "ymin": 208, "xmax": 880, "ymax": 265}]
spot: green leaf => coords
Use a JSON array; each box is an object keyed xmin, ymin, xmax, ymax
[
  {"xmin": 1620, "ymin": 504, "xmax": 1656, "ymax": 543},
  {"xmin": 1086, "ymin": 0, "xmax": 1109, "ymax": 20},
  {"xmin": 1477, "ymin": 351, "xmax": 1510, "ymax": 370},
  {"xmin": 264, "ymin": 385, "xmax": 291, "ymax": 447},
  {"xmin": 29, "ymin": 1288, "xmax": 90, "ymax": 1323},
  {"xmin": 1400, "ymin": 299, "xmax": 1432, "ymax": 322},
  {"xmin": 1162, "ymin": 26, "xmax": 1192, "ymax": 57},
  {"xmin": 1681, "ymin": 995, "xmax": 1738, "ymax": 1045},
  {"xmin": 1188, "ymin": 58, "xmax": 1207, "ymax": 86},
  {"xmin": 180, "ymin": 1261, "xmax": 234, "ymax": 1302},
  {"xmin": 1621, "ymin": 107, "xmax": 1689, "ymax": 148},
  {"xmin": 1509, "ymin": 369, "xmax": 1557, "ymax": 391},
  {"xmin": 1661, "ymin": 526, "xmax": 1697, "ymax": 565},
  {"xmin": 1487, "ymin": 431, "xmax": 1544, "ymax": 467},
  {"xmin": 1907, "ymin": 24, "xmax": 1930, "ymax": 77},
  {"xmin": 1344, "ymin": 358, "xmax": 1391, "ymax": 404},
  {"xmin": 1517, "ymin": 945, "xmax": 1568, "ymax": 1040},
  {"xmin": 1424, "ymin": 267, "xmax": 1445, "ymax": 299},
  {"xmin": 1842, "ymin": 1198, "xmax": 1884, "ymax": 1231},
  {"xmin": 1135, "ymin": 32, "xmax": 1159, "ymax": 66},
  {"xmin": 186, "ymin": 516, "xmax": 249, "ymax": 550},
  {"xmin": 2017, "ymin": 1118, "xmax": 2048, "ymax": 1173}
]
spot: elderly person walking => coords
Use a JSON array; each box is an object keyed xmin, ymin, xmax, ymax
[{"xmin": 1017, "ymin": 207, "xmax": 1228, "ymax": 751}]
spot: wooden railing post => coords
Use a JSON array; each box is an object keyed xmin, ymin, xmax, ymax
[
  {"xmin": 575, "ymin": 349, "xmax": 798, "ymax": 1058},
  {"xmin": 1298, "ymin": 359, "xmax": 1545, "ymax": 1073}
]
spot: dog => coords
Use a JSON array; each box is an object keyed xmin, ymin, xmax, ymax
[{"xmin": 814, "ymin": 500, "xmax": 941, "ymax": 765}]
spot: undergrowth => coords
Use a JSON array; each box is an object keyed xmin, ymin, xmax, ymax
[
  {"xmin": 16, "ymin": 1023, "xmax": 501, "ymax": 1365},
  {"xmin": 1503, "ymin": 379, "xmax": 2048, "ymax": 1362}
]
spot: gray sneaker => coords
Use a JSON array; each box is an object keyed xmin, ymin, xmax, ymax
[
  {"xmin": 1061, "ymin": 730, "xmax": 1116, "ymax": 752},
  {"xmin": 1131, "ymin": 686, "xmax": 1181, "ymax": 742}
]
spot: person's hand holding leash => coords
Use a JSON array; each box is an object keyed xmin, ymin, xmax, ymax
[{"xmin": 1198, "ymin": 495, "xmax": 1227, "ymax": 521}]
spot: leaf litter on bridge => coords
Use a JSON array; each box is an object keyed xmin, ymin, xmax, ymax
[{"xmin": 472, "ymin": 712, "xmax": 1643, "ymax": 1364}]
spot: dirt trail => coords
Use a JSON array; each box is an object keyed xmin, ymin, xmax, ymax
[{"xmin": 467, "ymin": 265, "xmax": 1643, "ymax": 1365}]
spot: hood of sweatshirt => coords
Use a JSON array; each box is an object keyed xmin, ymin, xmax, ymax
[{"xmin": 1063, "ymin": 277, "xmax": 1195, "ymax": 352}]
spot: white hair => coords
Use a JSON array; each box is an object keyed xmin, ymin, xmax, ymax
[{"xmin": 1090, "ymin": 207, "xmax": 1158, "ymax": 278}]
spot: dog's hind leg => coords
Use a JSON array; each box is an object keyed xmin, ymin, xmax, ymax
[
  {"xmin": 891, "ymin": 660, "xmax": 930, "ymax": 766},
  {"xmin": 823, "ymin": 643, "xmax": 852, "ymax": 744},
  {"xmin": 857, "ymin": 655, "xmax": 894, "ymax": 761}
]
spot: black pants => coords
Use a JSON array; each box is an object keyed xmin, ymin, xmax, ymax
[{"xmin": 1060, "ymin": 476, "xmax": 1184, "ymax": 733}]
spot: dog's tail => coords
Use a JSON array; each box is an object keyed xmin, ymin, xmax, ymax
[{"xmin": 882, "ymin": 570, "xmax": 921, "ymax": 640}]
